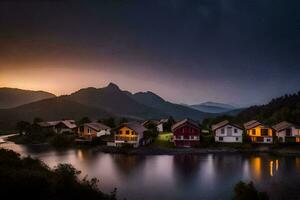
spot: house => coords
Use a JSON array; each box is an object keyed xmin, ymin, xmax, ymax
[
  {"xmin": 212, "ymin": 120, "xmax": 243, "ymax": 143},
  {"xmin": 37, "ymin": 120, "xmax": 77, "ymax": 134},
  {"xmin": 78, "ymin": 122, "xmax": 111, "ymax": 140},
  {"xmin": 157, "ymin": 118, "xmax": 175, "ymax": 133},
  {"xmin": 114, "ymin": 122, "xmax": 149, "ymax": 148},
  {"xmin": 273, "ymin": 121, "xmax": 300, "ymax": 143},
  {"xmin": 244, "ymin": 120, "xmax": 275, "ymax": 143},
  {"xmin": 172, "ymin": 118, "xmax": 201, "ymax": 147}
]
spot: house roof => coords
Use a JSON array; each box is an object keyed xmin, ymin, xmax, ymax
[
  {"xmin": 38, "ymin": 120, "xmax": 76, "ymax": 129},
  {"xmin": 273, "ymin": 121, "xmax": 299, "ymax": 131},
  {"xmin": 243, "ymin": 120, "xmax": 273, "ymax": 130},
  {"xmin": 120, "ymin": 122, "xmax": 148, "ymax": 135},
  {"xmin": 84, "ymin": 122, "xmax": 111, "ymax": 131},
  {"xmin": 243, "ymin": 120, "xmax": 262, "ymax": 129},
  {"xmin": 211, "ymin": 120, "xmax": 242, "ymax": 131},
  {"xmin": 171, "ymin": 118, "xmax": 199, "ymax": 131},
  {"xmin": 142, "ymin": 119, "xmax": 160, "ymax": 126},
  {"xmin": 160, "ymin": 118, "xmax": 169, "ymax": 123}
]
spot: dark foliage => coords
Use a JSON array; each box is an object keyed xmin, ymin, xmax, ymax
[
  {"xmin": 78, "ymin": 117, "xmax": 91, "ymax": 125},
  {"xmin": 233, "ymin": 181, "xmax": 269, "ymax": 200},
  {"xmin": 99, "ymin": 117, "xmax": 116, "ymax": 128},
  {"xmin": 203, "ymin": 91, "xmax": 300, "ymax": 127},
  {"xmin": 236, "ymin": 91, "xmax": 300, "ymax": 125},
  {"xmin": 49, "ymin": 134, "xmax": 75, "ymax": 148},
  {"xmin": 0, "ymin": 148, "xmax": 116, "ymax": 200}
]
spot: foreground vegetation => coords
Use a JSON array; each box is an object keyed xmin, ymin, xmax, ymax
[
  {"xmin": 0, "ymin": 148, "xmax": 116, "ymax": 200},
  {"xmin": 233, "ymin": 181, "xmax": 269, "ymax": 200}
]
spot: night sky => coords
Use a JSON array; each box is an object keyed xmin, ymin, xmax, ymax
[{"xmin": 1, "ymin": 0, "xmax": 300, "ymax": 107}]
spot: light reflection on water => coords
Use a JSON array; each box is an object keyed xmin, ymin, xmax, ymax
[{"xmin": 1, "ymin": 141, "xmax": 300, "ymax": 200}]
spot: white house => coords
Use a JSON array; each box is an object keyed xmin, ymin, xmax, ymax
[
  {"xmin": 156, "ymin": 118, "xmax": 175, "ymax": 133},
  {"xmin": 212, "ymin": 120, "xmax": 243, "ymax": 143},
  {"xmin": 273, "ymin": 121, "xmax": 300, "ymax": 143}
]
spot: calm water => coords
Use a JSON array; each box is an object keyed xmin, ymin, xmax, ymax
[{"xmin": 1, "ymin": 139, "xmax": 300, "ymax": 200}]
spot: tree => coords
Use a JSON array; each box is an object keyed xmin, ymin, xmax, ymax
[
  {"xmin": 16, "ymin": 121, "xmax": 30, "ymax": 135},
  {"xmin": 164, "ymin": 116, "xmax": 175, "ymax": 132},
  {"xmin": 119, "ymin": 117, "xmax": 128, "ymax": 125},
  {"xmin": 99, "ymin": 117, "xmax": 115, "ymax": 128},
  {"xmin": 33, "ymin": 117, "xmax": 43, "ymax": 124},
  {"xmin": 78, "ymin": 117, "xmax": 91, "ymax": 125},
  {"xmin": 233, "ymin": 181, "xmax": 269, "ymax": 200}
]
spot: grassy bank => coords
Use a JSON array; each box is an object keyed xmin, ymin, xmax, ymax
[{"xmin": 151, "ymin": 132, "xmax": 174, "ymax": 148}]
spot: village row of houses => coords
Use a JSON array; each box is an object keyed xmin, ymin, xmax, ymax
[{"xmin": 36, "ymin": 118, "xmax": 300, "ymax": 148}]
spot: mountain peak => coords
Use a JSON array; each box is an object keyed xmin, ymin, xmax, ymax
[{"xmin": 106, "ymin": 82, "xmax": 120, "ymax": 90}]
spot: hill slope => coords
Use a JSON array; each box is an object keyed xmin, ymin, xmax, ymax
[
  {"xmin": 131, "ymin": 91, "xmax": 213, "ymax": 120},
  {"xmin": 0, "ymin": 88, "xmax": 55, "ymax": 109},
  {"xmin": 236, "ymin": 91, "xmax": 300, "ymax": 125},
  {"xmin": 0, "ymin": 97, "xmax": 110, "ymax": 130},
  {"xmin": 190, "ymin": 101, "xmax": 236, "ymax": 113}
]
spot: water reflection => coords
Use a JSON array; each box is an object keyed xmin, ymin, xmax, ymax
[{"xmin": 2, "ymin": 140, "xmax": 300, "ymax": 200}]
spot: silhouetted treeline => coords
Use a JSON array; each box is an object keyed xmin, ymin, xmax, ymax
[
  {"xmin": 203, "ymin": 91, "xmax": 300, "ymax": 128},
  {"xmin": 0, "ymin": 149, "xmax": 117, "ymax": 200}
]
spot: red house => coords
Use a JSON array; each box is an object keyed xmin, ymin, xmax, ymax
[{"xmin": 172, "ymin": 118, "xmax": 201, "ymax": 147}]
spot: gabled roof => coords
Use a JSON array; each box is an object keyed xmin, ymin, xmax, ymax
[
  {"xmin": 243, "ymin": 120, "xmax": 262, "ymax": 130},
  {"xmin": 60, "ymin": 121, "xmax": 77, "ymax": 129},
  {"xmin": 243, "ymin": 120, "xmax": 273, "ymax": 130},
  {"xmin": 142, "ymin": 119, "xmax": 159, "ymax": 126},
  {"xmin": 84, "ymin": 122, "xmax": 111, "ymax": 131},
  {"xmin": 171, "ymin": 118, "xmax": 199, "ymax": 131},
  {"xmin": 212, "ymin": 120, "xmax": 242, "ymax": 131},
  {"xmin": 38, "ymin": 120, "xmax": 76, "ymax": 129},
  {"xmin": 273, "ymin": 121, "xmax": 299, "ymax": 131},
  {"xmin": 120, "ymin": 122, "xmax": 148, "ymax": 135}
]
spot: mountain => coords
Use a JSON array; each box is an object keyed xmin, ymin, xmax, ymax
[
  {"xmin": 0, "ymin": 97, "xmax": 110, "ymax": 130},
  {"xmin": 0, "ymin": 83, "xmax": 215, "ymax": 130},
  {"xmin": 63, "ymin": 83, "xmax": 165, "ymax": 119},
  {"xmin": 131, "ymin": 91, "xmax": 213, "ymax": 120},
  {"xmin": 190, "ymin": 101, "xmax": 237, "ymax": 113},
  {"xmin": 0, "ymin": 88, "xmax": 55, "ymax": 109}
]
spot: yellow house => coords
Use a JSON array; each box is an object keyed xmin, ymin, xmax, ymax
[
  {"xmin": 244, "ymin": 120, "xmax": 275, "ymax": 143},
  {"xmin": 114, "ymin": 122, "xmax": 148, "ymax": 147}
]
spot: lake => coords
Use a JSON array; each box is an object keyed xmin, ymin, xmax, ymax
[{"xmin": 1, "ymin": 138, "xmax": 300, "ymax": 200}]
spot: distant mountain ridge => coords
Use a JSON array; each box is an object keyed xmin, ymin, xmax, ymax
[
  {"xmin": 131, "ymin": 91, "xmax": 212, "ymax": 120},
  {"xmin": 0, "ymin": 88, "xmax": 56, "ymax": 109},
  {"xmin": 0, "ymin": 83, "xmax": 213, "ymax": 130},
  {"xmin": 190, "ymin": 101, "xmax": 237, "ymax": 113}
]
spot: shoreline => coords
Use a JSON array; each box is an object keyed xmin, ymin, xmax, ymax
[
  {"xmin": 3, "ymin": 135, "xmax": 300, "ymax": 156},
  {"xmin": 92, "ymin": 145, "xmax": 300, "ymax": 156}
]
